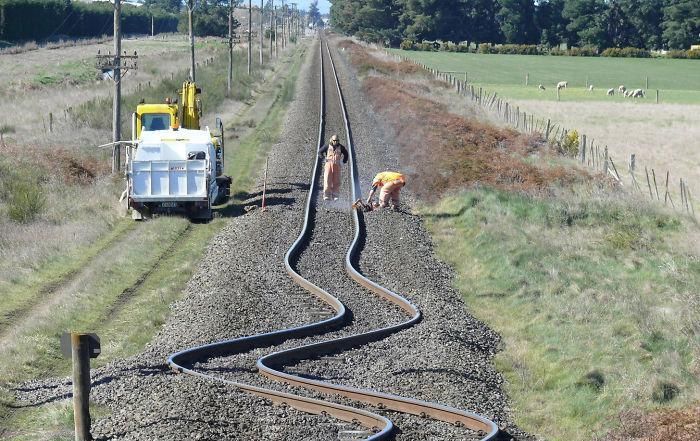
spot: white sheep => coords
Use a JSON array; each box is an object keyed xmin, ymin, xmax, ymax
[
  {"xmin": 557, "ymin": 81, "xmax": 568, "ymax": 90},
  {"xmin": 632, "ymin": 88, "xmax": 644, "ymax": 98},
  {"xmin": 624, "ymin": 90, "xmax": 632, "ymax": 98},
  {"xmin": 607, "ymin": 88, "xmax": 615, "ymax": 96},
  {"xmin": 538, "ymin": 84, "xmax": 546, "ymax": 91},
  {"xmin": 618, "ymin": 85, "xmax": 626, "ymax": 94},
  {"xmin": 588, "ymin": 84, "xmax": 594, "ymax": 92}
]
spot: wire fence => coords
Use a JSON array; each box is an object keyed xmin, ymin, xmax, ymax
[{"xmin": 387, "ymin": 50, "xmax": 696, "ymax": 219}]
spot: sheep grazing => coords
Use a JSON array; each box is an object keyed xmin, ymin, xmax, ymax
[
  {"xmin": 618, "ymin": 85, "xmax": 626, "ymax": 94},
  {"xmin": 607, "ymin": 88, "xmax": 615, "ymax": 96},
  {"xmin": 588, "ymin": 84, "xmax": 594, "ymax": 92},
  {"xmin": 556, "ymin": 81, "xmax": 568, "ymax": 90},
  {"xmin": 632, "ymin": 88, "xmax": 645, "ymax": 98},
  {"xmin": 538, "ymin": 84, "xmax": 546, "ymax": 91}
]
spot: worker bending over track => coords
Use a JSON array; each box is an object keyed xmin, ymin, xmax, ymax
[
  {"xmin": 318, "ymin": 134, "xmax": 349, "ymax": 201},
  {"xmin": 366, "ymin": 171, "xmax": 406, "ymax": 210}
]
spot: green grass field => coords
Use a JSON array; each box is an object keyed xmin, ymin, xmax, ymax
[
  {"xmin": 392, "ymin": 50, "xmax": 700, "ymax": 104},
  {"xmin": 421, "ymin": 189, "xmax": 700, "ymax": 440}
]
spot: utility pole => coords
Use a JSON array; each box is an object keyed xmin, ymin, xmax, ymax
[
  {"xmin": 274, "ymin": 5, "xmax": 278, "ymax": 57},
  {"xmin": 259, "ymin": 0, "xmax": 263, "ymax": 65},
  {"xmin": 281, "ymin": 1, "xmax": 286, "ymax": 49},
  {"xmin": 187, "ymin": 0, "xmax": 196, "ymax": 81},
  {"xmin": 95, "ymin": 0, "xmax": 137, "ymax": 173},
  {"xmin": 247, "ymin": 0, "xmax": 252, "ymax": 75},
  {"xmin": 113, "ymin": 0, "xmax": 122, "ymax": 173},
  {"xmin": 269, "ymin": 0, "xmax": 273, "ymax": 59},
  {"xmin": 228, "ymin": 0, "xmax": 233, "ymax": 94}
]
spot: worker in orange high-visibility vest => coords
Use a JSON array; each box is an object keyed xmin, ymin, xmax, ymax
[
  {"xmin": 318, "ymin": 134, "xmax": 349, "ymax": 201},
  {"xmin": 366, "ymin": 171, "xmax": 406, "ymax": 210}
]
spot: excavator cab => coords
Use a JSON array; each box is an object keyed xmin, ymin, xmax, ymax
[{"xmin": 134, "ymin": 103, "xmax": 178, "ymax": 140}]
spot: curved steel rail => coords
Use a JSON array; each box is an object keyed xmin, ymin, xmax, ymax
[{"xmin": 168, "ymin": 37, "xmax": 499, "ymax": 440}]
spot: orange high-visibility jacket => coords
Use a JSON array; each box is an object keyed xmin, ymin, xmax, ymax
[{"xmin": 372, "ymin": 171, "xmax": 405, "ymax": 187}]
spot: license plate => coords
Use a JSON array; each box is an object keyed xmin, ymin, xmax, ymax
[{"xmin": 160, "ymin": 202, "xmax": 178, "ymax": 208}]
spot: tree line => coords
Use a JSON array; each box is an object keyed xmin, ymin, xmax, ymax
[
  {"xmin": 329, "ymin": 0, "xmax": 700, "ymax": 50},
  {"xmin": 0, "ymin": 0, "xmax": 179, "ymax": 42}
]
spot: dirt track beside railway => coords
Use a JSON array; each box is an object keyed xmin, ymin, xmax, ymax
[{"xmin": 14, "ymin": 36, "xmax": 533, "ymax": 440}]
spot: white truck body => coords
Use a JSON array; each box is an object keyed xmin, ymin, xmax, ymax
[{"xmin": 126, "ymin": 128, "xmax": 223, "ymax": 220}]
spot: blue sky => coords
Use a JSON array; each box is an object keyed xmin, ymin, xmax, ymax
[{"xmin": 294, "ymin": 0, "xmax": 331, "ymax": 14}]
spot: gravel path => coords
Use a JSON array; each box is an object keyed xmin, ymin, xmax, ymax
[{"xmin": 14, "ymin": 36, "xmax": 535, "ymax": 441}]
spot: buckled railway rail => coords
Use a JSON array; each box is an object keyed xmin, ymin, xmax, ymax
[{"xmin": 167, "ymin": 36, "xmax": 499, "ymax": 440}]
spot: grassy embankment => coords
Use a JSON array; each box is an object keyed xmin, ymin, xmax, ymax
[
  {"xmin": 0, "ymin": 41, "xmax": 306, "ymax": 440},
  {"xmin": 391, "ymin": 49, "xmax": 700, "ymax": 104},
  {"xmin": 344, "ymin": 41, "xmax": 700, "ymax": 441}
]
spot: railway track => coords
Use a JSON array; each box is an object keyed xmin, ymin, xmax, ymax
[{"xmin": 167, "ymin": 36, "xmax": 499, "ymax": 440}]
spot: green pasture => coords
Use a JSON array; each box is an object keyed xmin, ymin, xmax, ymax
[
  {"xmin": 392, "ymin": 50, "xmax": 700, "ymax": 104},
  {"xmin": 422, "ymin": 189, "xmax": 700, "ymax": 440}
]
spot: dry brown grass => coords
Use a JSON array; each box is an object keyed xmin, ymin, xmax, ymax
[
  {"xmin": 0, "ymin": 35, "xmax": 221, "ymax": 146},
  {"xmin": 599, "ymin": 404, "xmax": 700, "ymax": 441},
  {"xmin": 509, "ymin": 99, "xmax": 700, "ymax": 199},
  {"xmin": 362, "ymin": 76, "xmax": 585, "ymax": 200},
  {"xmin": 337, "ymin": 39, "xmax": 422, "ymax": 76}
]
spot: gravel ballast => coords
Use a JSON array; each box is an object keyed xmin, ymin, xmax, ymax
[{"xmin": 14, "ymin": 36, "xmax": 534, "ymax": 441}]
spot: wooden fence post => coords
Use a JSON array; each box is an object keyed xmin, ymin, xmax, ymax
[
  {"xmin": 49, "ymin": 113, "xmax": 53, "ymax": 133},
  {"xmin": 656, "ymin": 89, "xmax": 659, "ymax": 104},
  {"xmin": 645, "ymin": 167, "xmax": 653, "ymax": 199},
  {"xmin": 652, "ymin": 169, "xmax": 660, "ymax": 200},
  {"xmin": 580, "ymin": 134, "xmax": 586, "ymax": 163},
  {"xmin": 603, "ymin": 146, "xmax": 609, "ymax": 174},
  {"xmin": 664, "ymin": 171, "xmax": 674, "ymax": 208},
  {"xmin": 545, "ymin": 119, "xmax": 551, "ymax": 140}
]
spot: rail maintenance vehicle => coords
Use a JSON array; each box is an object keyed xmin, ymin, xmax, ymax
[{"xmin": 123, "ymin": 81, "xmax": 231, "ymax": 221}]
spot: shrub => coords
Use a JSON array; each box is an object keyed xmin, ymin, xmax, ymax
[
  {"xmin": 686, "ymin": 49, "xmax": 700, "ymax": 59},
  {"xmin": 568, "ymin": 46, "xmax": 598, "ymax": 56},
  {"xmin": 601, "ymin": 47, "xmax": 650, "ymax": 58},
  {"xmin": 576, "ymin": 369, "xmax": 606, "ymax": 392},
  {"xmin": 400, "ymin": 39, "xmax": 415, "ymax": 50},
  {"xmin": 651, "ymin": 381, "xmax": 680, "ymax": 403},
  {"xmin": 0, "ymin": 165, "xmax": 46, "ymax": 223},
  {"xmin": 558, "ymin": 130, "xmax": 579, "ymax": 157},
  {"xmin": 665, "ymin": 49, "xmax": 687, "ymax": 59}
]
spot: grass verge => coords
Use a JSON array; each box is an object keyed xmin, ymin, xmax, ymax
[
  {"xmin": 0, "ymin": 41, "xmax": 308, "ymax": 441},
  {"xmin": 421, "ymin": 189, "xmax": 700, "ymax": 441}
]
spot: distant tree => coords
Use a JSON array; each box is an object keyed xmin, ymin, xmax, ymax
[
  {"xmin": 308, "ymin": 0, "xmax": 321, "ymax": 26},
  {"xmin": 332, "ymin": 0, "xmax": 401, "ymax": 44},
  {"xmin": 496, "ymin": 0, "xmax": 537, "ymax": 44},
  {"xmin": 144, "ymin": 0, "xmax": 183, "ymax": 14},
  {"xmin": 535, "ymin": 0, "xmax": 571, "ymax": 46},
  {"xmin": 177, "ymin": 0, "xmax": 235, "ymax": 36},
  {"xmin": 563, "ymin": 0, "xmax": 608, "ymax": 47},
  {"xmin": 662, "ymin": 0, "xmax": 700, "ymax": 49}
]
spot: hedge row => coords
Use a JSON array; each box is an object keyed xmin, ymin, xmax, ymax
[
  {"xmin": 0, "ymin": 0, "xmax": 178, "ymax": 41},
  {"xmin": 399, "ymin": 39, "xmax": 700, "ymax": 59}
]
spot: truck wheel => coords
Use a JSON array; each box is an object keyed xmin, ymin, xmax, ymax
[
  {"xmin": 131, "ymin": 206, "xmax": 151, "ymax": 221},
  {"xmin": 194, "ymin": 208, "xmax": 212, "ymax": 222}
]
